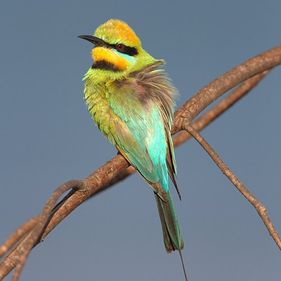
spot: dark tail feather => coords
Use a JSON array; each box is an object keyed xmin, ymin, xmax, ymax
[
  {"xmin": 179, "ymin": 249, "xmax": 189, "ymax": 281},
  {"xmin": 155, "ymin": 192, "xmax": 188, "ymax": 280},
  {"xmin": 154, "ymin": 192, "xmax": 184, "ymax": 252}
]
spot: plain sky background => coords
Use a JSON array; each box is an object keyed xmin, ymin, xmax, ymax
[{"xmin": 0, "ymin": 1, "xmax": 280, "ymax": 281}]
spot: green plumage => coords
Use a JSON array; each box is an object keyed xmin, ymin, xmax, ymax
[
  {"xmin": 82, "ymin": 19, "xmax": 184, "ymax": 256},
  {"xmin": 84, "ymin": 61, "xmax": 184, "ymax": 253}
]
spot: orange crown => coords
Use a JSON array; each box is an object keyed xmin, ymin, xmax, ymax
[{"xmin": 94, "ymin": 19, "xmax": 141, "ymax": 47}]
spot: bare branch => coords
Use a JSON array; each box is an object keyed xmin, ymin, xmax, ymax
[
  {"xmin": 174, "ymin": 70, "xmax": 270, "ymax": 147},
  {"xmin": 185, "ymin": 125, "xmax": 281, "ymax": 249},
  {"xmin": 173, "ymin": 45, "xmax": 281, "ymax": 131},
  {"xmin": 0, "ymin": 45, "xmax": 280, "ymax": 280},
  {"xmin": 0, "ymin": 217, "xmax": 38, "ymax": 259},
  {"xmin": 0, "ymin": 180, "xmax": 83, "ymax": 281}
]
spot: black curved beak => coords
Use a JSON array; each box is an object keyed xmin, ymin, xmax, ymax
[{"xmin": 78, "ymin": 35, "xmax": 106, "ymax": 46}]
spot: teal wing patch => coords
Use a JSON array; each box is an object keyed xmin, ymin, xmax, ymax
[{"xmin": 108, "ymin": 83, "xmax": 169, "ymax": 192}]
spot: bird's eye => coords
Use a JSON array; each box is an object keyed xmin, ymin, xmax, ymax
[
  {"xmin": 114, "ymin": 43, "xmax": 138, "ymax": 56},
  {"xmin": 115, "ymin": 43, "xmax": 126, "ymax": 52}
]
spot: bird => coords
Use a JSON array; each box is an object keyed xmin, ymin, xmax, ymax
[{"xmin": 79, "ymin": 19, "xmax": 187, "ymax": 280}]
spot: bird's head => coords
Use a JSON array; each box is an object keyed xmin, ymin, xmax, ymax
[{"xmin": 80, "ymin": 19, "xmax": 157, "ymax": 81}]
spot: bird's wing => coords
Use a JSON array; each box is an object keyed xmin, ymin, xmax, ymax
[
  {"xmin": 107, "ymin": 61, "xmax": 178, "ymax": 197},
  {"xmin": 108, "ymin": 85, "xmax": 169, "ymax": 195},
  {"xmin": 133, "ymin": 61, "xmax": 179, "ymax": 197}
]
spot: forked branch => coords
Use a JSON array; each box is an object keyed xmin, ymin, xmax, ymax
[
  {"xmin": 0, "ymin": 45, "xmax": 281, "ymax": 281},
  {"xmin": 185, "ymin": 125, "xmax": 281, "ymax": 249}
]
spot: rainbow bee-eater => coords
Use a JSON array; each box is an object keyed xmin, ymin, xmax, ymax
[{"xmin": 79, "ymin": 19, "xmax": 187, "ymax": 279}]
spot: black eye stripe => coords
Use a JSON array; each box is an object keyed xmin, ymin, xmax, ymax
[
  {"xmin": 93, "ymin": 37, "xmax": 138, "ymax": 56},
  {"xmin": 113, "ymin": 44, "xmax": 138, "ymax": 56}
]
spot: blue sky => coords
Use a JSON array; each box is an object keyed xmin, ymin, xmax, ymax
[{"xmin": 0, "ymin": 1, "xmax": 280, "ymax": 280}]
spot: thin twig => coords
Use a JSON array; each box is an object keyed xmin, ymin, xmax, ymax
[
  {"xmin": 0, "ymin": 180, "xmax": 83, "ymax": 281},
  {"xmin": 0, "ymin": 217, "xmax": 38, "ymax": 258},
  {"xmin": 185, "ymin": 125, "xmax": 281, "ymax": 249}
]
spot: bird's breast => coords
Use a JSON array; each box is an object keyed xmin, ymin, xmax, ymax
[{"xmin": 84, "ymin": 82, "xmax": 117, "ymax": 141}]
